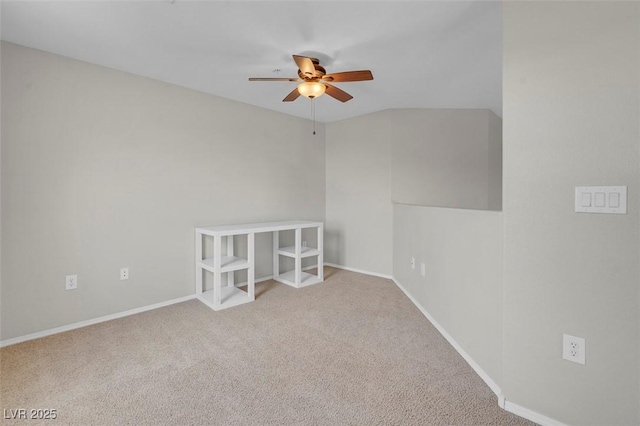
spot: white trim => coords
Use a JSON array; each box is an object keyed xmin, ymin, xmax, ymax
[
  {"xmin": 392, "ymin": 276, "xmax": 568, "ymax": 426},
  {"xmin": 234, "ymin": 274, "xmax": 276, "ymax": 287},
  {"xmin": 324, "ymin": 262, "xmax": 393, "ymax": 280},
  {"xmin": 233, "ymin": 264, "xmax": 319, "ymax": 287},
  {"xmin": 391, "ymin": 277, "xmax": 503, "ymax": 398},
  {"xmin": 504, "ymin": 400, "xmax": 568, "ymax": 426},
  {"xmin": 0, "ymin": 266, "xmax": 569, "ymax": 426},
  {"xmin": 3, "ymin": 264, "xmax": 325, "ymax": 347},
  {"xmin": 498, "ymin": 394, "xmax": 506, "ymax": 409},
  {"xmin": 0, "ymin": 295, "xmax": 196, "ymax": 348}
]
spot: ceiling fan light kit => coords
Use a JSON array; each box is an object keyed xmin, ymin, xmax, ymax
[
  {"xmin": 297, "ymin": 81, "xmax": 326, "ymax": 99},
  {"xmin": 249, "ymin": 54, "xmax": 373, "ymax": 103},
  {"xmin": 249, "ymin": 54, "xmax": 373, "ymax": 135}
]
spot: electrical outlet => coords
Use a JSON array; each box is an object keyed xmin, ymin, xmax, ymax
[
  {"xmin": 420, "ymin": 262, "xmax": 426, "ymax": 277},
  {"xmin": 411, "ymin": 258, "xmax": 415, "ymax": 270},
  {"xmin": 563, "ymin": 334, "xmax": 586, "ymax": 365},
  {"xmin": 120, "ymin": 268, "xmax": 129, "ymax": 280},
  {"xmin": 302, "ymin": 241, "xmax": 308, "ymax": 248},
  {"xmin": 65, "ymin": 274, "xmax": 77, "ymax": 290}
]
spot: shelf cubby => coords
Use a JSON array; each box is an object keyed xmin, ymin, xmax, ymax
[{"xmin": 273, "ymin": 224, "xmax": 323, "ymax": 289}]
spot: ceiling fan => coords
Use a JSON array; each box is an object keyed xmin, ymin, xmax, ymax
[{"xmin": 249, "ymin": 55, "xmax": 373, "ymax": 103}]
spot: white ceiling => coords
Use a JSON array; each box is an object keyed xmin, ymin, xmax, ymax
[{"xmin": 0, "ymin": 0, "xmax": 502, "ymax": 123}]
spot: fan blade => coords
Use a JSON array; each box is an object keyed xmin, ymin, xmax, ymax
[
  {"xmin": 249, "ymin": 77, "xmax": 301, "ymax": 81},
  {"xmin": 323, "ymin": 70, "xmax": 373, "ymax": 82},
  {"xmin": 293, "ymin": 55, "xmax": 316, "ymax": 78},
  {"xmin": 282, "ymin": 88, "xmax": 301, "ymax": 102},
  {"xmin": 324, "ymin": 83, "xmax": 353, "ymax": 102}
]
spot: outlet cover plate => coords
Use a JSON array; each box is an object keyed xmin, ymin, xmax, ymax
[
  {"xmin": 563, "ymin": 334, "xmax": 586, "ymax": 365},
  {"xmin": 65, "ymin": 274, "xmax": 77, "ymax": 290},
  {"xmin": 120, "ymin": 268, "xmax": 129, "ymax": 280}
]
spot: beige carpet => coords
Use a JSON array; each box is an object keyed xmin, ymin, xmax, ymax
[{"xmin": 1, "ymin": 267, "xmax": 534, "ymax": 425}]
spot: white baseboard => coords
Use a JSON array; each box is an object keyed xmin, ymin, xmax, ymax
[
  {"xmin": 1, "ymin": 265, "xmax": 323, "ymax": 348},
  {"xmin": 391, "ymin": 277, "xmax": 503, "ymax": 398},
  {"xmin": 324, "ymin": 262, "xmax": 393, "ymax": 280},
  {"xmin": 233, "ymin": 264, "xmax": 319, "ymax": 287},
  {"xmin": 391, "ymin": 277, "xmax": 567, "ymax": 426},
  {"xmin": 0, "ymin": 294, "xmax": 196, "ymax": 348},
  {"xmin": 0, "ymin": 265, "xmax": 569, "ymax": 426},
  {"xmin": 498, "ymin": 394, "xmax": 506, "ymax": 409},
  {"xmin": 504, "ymin": 401, "xmax": 568, "ymax": 426},
  {"xmin": 233, "ymin": 274, "xmax": 277, "ymax": 287}
]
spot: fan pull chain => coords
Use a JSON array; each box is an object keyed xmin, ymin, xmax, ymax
[{"xmin": 311, "ymin": 98, "xmax": 316, "ymax": 135}]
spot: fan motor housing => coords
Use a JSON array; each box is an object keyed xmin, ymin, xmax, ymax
[{"xmin": 298, "ymin": 58, "xmax": 326, "ymax": 80}]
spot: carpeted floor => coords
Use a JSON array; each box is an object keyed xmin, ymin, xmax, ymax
[{"xmin": 1, "ymin": 267, "xmax": 534, "ymax": 425}]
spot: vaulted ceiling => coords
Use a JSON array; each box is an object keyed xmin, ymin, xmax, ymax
[{"xmin": 1, "ymin": 1, "xmax": 502, "ymax": 123}]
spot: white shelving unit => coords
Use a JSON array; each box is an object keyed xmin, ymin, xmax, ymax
[
  {"xmin": 195, "ymin": 229, "xmax": 255, "ymax": 311},
  {"xmin": 195, "ymin": 220, "xmax": 323, "ymax": 311},
  {"xmin": 273, "ymin": 223, "xmax": 323, "ymax": 289}
]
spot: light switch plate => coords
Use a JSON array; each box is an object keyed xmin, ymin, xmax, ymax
[{"xmin": 575, "ymin": 186, "xmax": 626, "ymax": 214}]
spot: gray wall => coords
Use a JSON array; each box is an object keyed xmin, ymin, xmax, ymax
[
  {"xmin": 325, "ymin": 109, "xmax": 502, "ymax": 276},
  {"xmin": 393, "ymin": 204, "xmax": 503, "ymax": 386},
  {"xmin": 325, "ymin": 107, "xmax": 505, "ymax": 393},
  {"xmin": 1, "ymin": 42, "xmax": 325, "ymax": 340},
  {"xmin": 11, "ymin": 9, "xmax": 636, "ymax": 421},
  {"xmin": 503, "ymin": 2, "xmax": 639, "ymax": 424},
  {"xmin": 325, "ymin": 111, "xmax": 393, "ymax": 275},
  {"xmin": 487, "ymin": 112, "xmax": 502, "ymax": 211},
  {"xmin": 391, "ymin": 109, "xmax": 502, "ymax": 211}
]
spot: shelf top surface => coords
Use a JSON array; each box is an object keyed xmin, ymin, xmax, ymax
[
  {"xmin": 279, "ymin": 246, "xmax": 320, "ymax": 254},
  {"xmin": 196, "ymin": 220, "xmax": 323, "ymax": 236}
]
